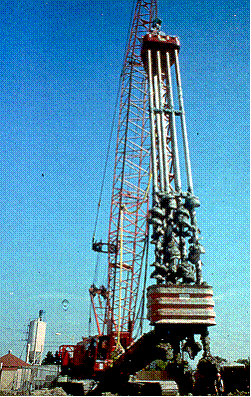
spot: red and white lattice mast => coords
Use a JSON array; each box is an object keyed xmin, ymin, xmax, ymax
[{"xmin": 91, "ymin": 0, "xmax": 157, "ymax": 350}]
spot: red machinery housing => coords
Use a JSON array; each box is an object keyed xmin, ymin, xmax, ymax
[{"xmin": 59, "ymin": 332, "xmax": 133, "ymax": 379}]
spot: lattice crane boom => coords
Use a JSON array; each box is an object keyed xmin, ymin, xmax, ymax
[{"xmin": 91, "ymin": 0, "xmax": 157, "ymax": 348}]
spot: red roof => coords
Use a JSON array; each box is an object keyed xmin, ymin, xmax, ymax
[{"xmin": 0, "ymin": 353, "xmax": 31, "ymax": 369}]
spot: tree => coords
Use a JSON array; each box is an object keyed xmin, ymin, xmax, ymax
[
  {"xmin": 54, "ymin": 351, "xmax": 61, "ymax": 365},
  {"xmin": 147, "ymin": 359, "xmax": 168, "ymax": 370},
  {"xmin": 213, "ymin": 356, "xmax": 227, "ymax": 366},
  {"xmin": 42, "ymin": 351, "xmax": 55, "ymax": 365},
  {"xmin": 153, "ymin": 359, "xmax": 167, "ymax": 371},
  {"xmin": 237, "ymin": 357, "xmax": 250, "ymax": 367}
]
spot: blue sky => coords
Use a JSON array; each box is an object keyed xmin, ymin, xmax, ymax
[{"xmin": 0, "ymin": 0, "xmax": 249, "ymax": 363}]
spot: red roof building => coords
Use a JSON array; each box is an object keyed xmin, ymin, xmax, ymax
[
  {"xmin": 0, "ymin": 352, "xmax": 31, "ymax": 370},
  {"xmin": 0, "ymin": 351, "xmax": 31, "ymax": 392}
]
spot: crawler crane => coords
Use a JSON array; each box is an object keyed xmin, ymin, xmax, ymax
[{"xmin": 59, "ymin": 0, "xmax": 217, "ymax": 394}]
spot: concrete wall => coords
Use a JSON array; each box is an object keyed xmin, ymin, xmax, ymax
[
  {"xmin": 0, "ymin": 370, "xmax": 16, "ymax": 390},
  {"xmin": 0, "ymin": 366, "xmax": 58, "ymax": 392},
  {"xmin": 0, "ymin": 368, "xmax": 32, "ymax": 392}
]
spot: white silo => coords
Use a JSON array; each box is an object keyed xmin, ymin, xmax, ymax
[{"xmin": 26, "ymin": 310, "xmax": 46, "ymax": 365}]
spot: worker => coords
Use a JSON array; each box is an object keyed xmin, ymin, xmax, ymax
[{"xmin": 150, "ymin": 17, "xmax": 165, "ymax": 36}]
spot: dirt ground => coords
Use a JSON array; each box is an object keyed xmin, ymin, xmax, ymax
[
  {"xmin": 0, "ymin": 388, "xmax": 68, "ymax": 396},
  {"xmin": 0, "ymin": 386, "xmax": 249, "ymax": 396},
  {"xmin": 32, "ymin": 387, "xmax": 68, "ymax": 396}
]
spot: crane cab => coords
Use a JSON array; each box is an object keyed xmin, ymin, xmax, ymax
[
  {"xmin": 59, "ymin": 332, "xmax": 133, "ymax": 379},
  {"xmin": 60, "ymin": 336, "xmax": 113, "ymax": 378}
]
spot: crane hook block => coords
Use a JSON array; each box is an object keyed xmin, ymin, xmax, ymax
[{"xmin": 92, "ymin": 240, "xmax": 117, "ymax": 254}]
